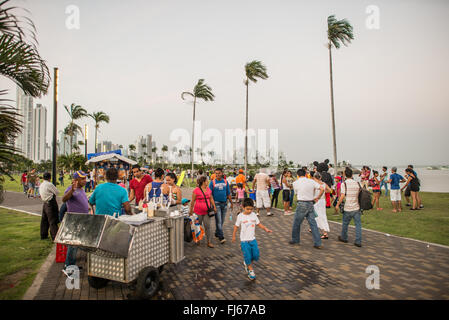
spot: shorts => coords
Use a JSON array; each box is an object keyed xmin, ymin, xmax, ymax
[
  {"xmin": 282, "ymin": 190, "xmax": 291, "ymax": 201},
  {"xmin": 410, "ymin": 185, "xmax": 420, "ymax": 192},
  {"xmin": 241, "ymin": 239, "xmax": 260, "ymax": 266},
  {"xmin": 256, "ymin": 190, "xmax": 271, "ymax": 208},
  {"xmin": 28, "ymin": 182, "xmax": 35, "ymax": 189},
  {"xmin": 390, "ymin": 189, "xmax": 401, "ymax": 202},
  {"xmin": 404, "ymin": 184, "xmax": 411, "ymax": 197},
  {"xmin": 373, "ymin": 189, "xmax": 380, "ymax": 193}
]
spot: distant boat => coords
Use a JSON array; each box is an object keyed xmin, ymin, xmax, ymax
[{"xmin": 427, "ymin": 166, "xmax": 441, "ymax": 170}]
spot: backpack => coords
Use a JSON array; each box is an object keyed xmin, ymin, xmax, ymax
[
  {"xmin": 343, "ymin": 181, "xmax": 373, "ymax": 212},
  {"xmin": 357, "ymin": 182, "xmax": 373, "ymax": 211}
]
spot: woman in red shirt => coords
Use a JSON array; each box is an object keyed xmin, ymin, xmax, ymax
[{"xmin": 189, "ymin": 176, "xmax": 217, "ymax": 248}]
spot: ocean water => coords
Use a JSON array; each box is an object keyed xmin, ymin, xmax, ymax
[{"xmin": 355, "ymin": 167, "xmax": 449, "ymax": 193}]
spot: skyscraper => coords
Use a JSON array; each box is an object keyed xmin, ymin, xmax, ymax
[
  {"xmin": 15, "ymin": 86, "xmax": 34, "ymax": 159},
  {"xmin": 32, "ymin": 104, "xmax": 47, "ymax": 162}
]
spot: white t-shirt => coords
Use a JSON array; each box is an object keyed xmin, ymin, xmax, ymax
[
  {"xmin": 293, "ymin": 177, "xmax": 322, "ymax": 201},
  {"xmin": 235, "ymin": 212, "xmax": 260, "ymax": 241}
]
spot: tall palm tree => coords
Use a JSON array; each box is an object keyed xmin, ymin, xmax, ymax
[
  {"xmin": 88, "ymin": 111, "xmax": 110, "ymax": 153},
  {"xmin": 64, "ymin": 103, "xmax": 87, "ymax": 154},
  {"xmin": 162, "ymin": 145, "xmax": 168, "ymax": 167},
  {"xmin": 181, "ymin": 79, "xmax": 215, "ymax": 179},
  {"xmin": 327, "ymin": 15, "xmax": 354, "ymax": 170},
  {"xmin": 244, "ymin": 60, "xmax": 268, "ymax": 174}
]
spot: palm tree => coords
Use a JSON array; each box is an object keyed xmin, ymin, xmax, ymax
[
  {"xmin": 0, "ymin": 0, "xmax": 50, "ymax": 97},
  {"xmin": 88, "ymin": 111, "xmax": 110, "ymax": 153},
  {"xmin": 327, "ymin": 15, "xmax": 354, "ymax": 171},
  {"xmin": 64, "ymin": 103, "xmax": 87, "ymax": 154},
  {"xmin": 128, "ymin": 144, "xmax": 136, "ymax": 153},
  {"xmin": 152, "ymin": 146, "xmax": 157, "ymax": 164},
  {"xmin": 0, "ymin": 1, "xmax": 49, "ymax": 201},
  {"xmin": 181, "ymin": 79, "xmax": 215, "ymax": 179},
  {"xmin": 244, "ymin": 60, "xmax": 268, "ymax": 174},
  {"xmin": 162, "ymin": 145, "xmax": 168, "ymax": 162}
]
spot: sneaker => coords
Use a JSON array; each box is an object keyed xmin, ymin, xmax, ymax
[
  {"xmin": 248, "ymin": 270, "xmax": 256, "ymax": 280},
  {"xmin": 313, "ymin": 245, "xmax": 323, "ymax": 249},
  {"xmin": 354, "ymin": 243, "xmax": 362, "ymax": 247},
  {"xmin": 289, "ymin": 240, "xmax": 300, "ymax": 245},
  {"xmin": 243, "ymin": 261, "xmax": 248, "ymax": 273},
  {"xmin": 338, "ymin": 236, "xmax": 348, "ymax": 243},
  {"xmin": 267, "ymin": 212, "xmax": 273, "ymax": 216},
  {"xmin": 406, "ymin": 203, "xmax": 411, "ymax": 207},
  {"xmin": 220, "ymin": 239, "xmax": 226, "ymax": 244},
  {"xmin": 284, "ymin": 211, "xmax": 293, "ymax": 216},
  {"xmin": 419, "ymin": 205, "xmax": 424, "ymax": 208}
]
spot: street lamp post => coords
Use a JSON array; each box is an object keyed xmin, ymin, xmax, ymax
[
  {"xmin": 84, "ymin": 124, "xmax": 88, "ymax": 159},
  {"xmin": 52, "ymin": 68, "xmax": 58, "ymax": 185}
]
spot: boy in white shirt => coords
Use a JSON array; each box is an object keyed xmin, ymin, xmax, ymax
[{"xmin": 232, "ymin": 198, "xmax": 272, "ymax": 280}]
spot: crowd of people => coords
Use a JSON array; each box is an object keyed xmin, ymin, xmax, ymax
[{"xmin": 29, "ymin": 159, "xmax": 424, "ymax": 281}]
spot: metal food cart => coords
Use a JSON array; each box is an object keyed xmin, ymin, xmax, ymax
[{"xmin": 55, "ymin": 208, "xmax": 185, "ymax": 299}]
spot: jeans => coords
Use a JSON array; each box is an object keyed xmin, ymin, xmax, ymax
[
  {"xmin": 65, "ymin": 246, "xmax": 78, "ymax": 267},
  {"xmin": 291, "ymin": 201, "xmax": 322, "ymax": 246},
  {"xmin": 340, "ymin": 210, "xmax": 362, "ymax": 245},
  {"xmin": 289, "ymin": 190, "xmax": 295, "ymax": 208},
  {"xmin": 380, "ymin": 180, "xmax": 389, "ymax": 196},
  {"xmin": 271, "ymin": 189, "xmax": 280, "ymax": 208},
  {"xmin": 214, "ymin": 201, "xmax": 228, "ymax": 240},
  {"xmin": 22, "ymin": 182, "xmax": 28, "ymax": 193}
]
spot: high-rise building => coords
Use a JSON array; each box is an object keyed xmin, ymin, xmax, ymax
[
  {"xmin": 15, "ymin": 86, "xmax": 34, "ymax": 159},
  {"xmin": 32, "ymin": 104, "xmax": 47, "ymax": 162}
]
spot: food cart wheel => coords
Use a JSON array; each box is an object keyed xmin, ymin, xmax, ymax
[
  {"xmin": 88, "ymin": 276, "xmax": 109, "ymax": 289},
  {"xmin": 135, "ymin": 267, "xmax": 160, "ymax": 299}
]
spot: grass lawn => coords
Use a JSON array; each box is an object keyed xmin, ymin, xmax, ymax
[
  {"xmin": 0, "ymin": 208, "xmax": 54, "ymax": 300},
  {"xmin": 4, "ymin": 174, "xmax": 73, "ymax": 194},
  {"xmin": 271, "ymin": 190, "xmax": 449, "ymax": 246}
]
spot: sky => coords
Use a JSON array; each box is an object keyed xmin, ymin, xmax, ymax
[{"xmin": 2, "ymin": 0, "xmax": 449, "ymax": 167}]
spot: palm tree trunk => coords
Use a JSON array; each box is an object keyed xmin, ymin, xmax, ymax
[
  {"xmin": 328, "ymin": 43, "xmax": 338, "ymax": 171},
  {"xmin": 95, "ymin": 124, "xmax": 98, "ymax": 153},
  {"xmin": 244, "ymin": 79, "xmax": 249, "ymax": 175},
  {"xmin": 191, "ymin": 96, "xmax": 196, "ymax": 181}
]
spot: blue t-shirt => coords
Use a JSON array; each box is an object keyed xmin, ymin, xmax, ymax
[
  {"xmin": 390, "ymin": 173, "xmax": 404, "ymax": 190},
  {"xmin": 89, "ymin": 182, "xmax": 129, "ymax": 216},
  {"xmin": 209, "ymin": 179, "xmax": 230, "ymax": 202}
]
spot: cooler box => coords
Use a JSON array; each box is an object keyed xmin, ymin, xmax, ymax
[{"xmin": 55, "ymin": 243, "xmax": 67, "ymax": 263}]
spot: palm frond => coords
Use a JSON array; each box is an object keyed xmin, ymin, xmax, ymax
[
  {"xmin": 193, "ymin": 79, "xmax": 215, "ymax": 101},
  {"xmin": 181, "ymin": 91, "xmax": 194, "ymax": 100},
  {"xmin": 0, "ymin": 33, "xmax": 49, "ymax": 97},
  {"xmin": 327, "ymin": 15, "xmax": 354, "ymax": 49},
  {"xmin": 245, "ymin": 60, "xmax": 268, "ymax": 83}
]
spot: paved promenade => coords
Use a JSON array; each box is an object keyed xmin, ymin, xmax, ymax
[{"xmin": 2, "ymin": 191, "xmax": 449, "ymax": 300}]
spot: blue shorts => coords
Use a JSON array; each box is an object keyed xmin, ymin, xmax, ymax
[{"xmin": 240, "ymin": 239, "xmax": 260, "ymax": 266}]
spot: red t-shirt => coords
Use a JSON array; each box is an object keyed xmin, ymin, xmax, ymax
[
  {"xmin": 21, "ymin": 173, "xmax": 27, "ymax": 183},
  {"xmin": 129, "ymin": 174, "xmax": 153, "ymax": 203}
]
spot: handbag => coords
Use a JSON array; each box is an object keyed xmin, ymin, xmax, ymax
[
  {"xmin": 199, "ymin": 188, "xmax": 215, "ymax": 217},
  {"xmin": 184, "ymin": 218, "xmax": 193, "ymax": 242}
]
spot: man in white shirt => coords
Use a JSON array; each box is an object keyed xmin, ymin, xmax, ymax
[
  {"xmin": 39, "ymin": 172, "xmax": 59, "ymax": 240},
  {"xmin": 289, "ymin": 169, "xmax": 324, "ymax": 249},
  {"xmin": 335, "ymin": 167, "xmax": 362, "ymax": 247},
  {"xmin": 253, "ymin": 168, "xmax": 272, "ymax": 216}
]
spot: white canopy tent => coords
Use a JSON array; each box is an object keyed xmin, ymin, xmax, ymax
[{"xmin": 85, "ymin": 153, "xmax": 137, "ymax": 165}]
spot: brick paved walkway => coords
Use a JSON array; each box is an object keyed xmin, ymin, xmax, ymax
[{"xmin": 3, "ymin": 191, "xmax": 449, "ymax": 299}]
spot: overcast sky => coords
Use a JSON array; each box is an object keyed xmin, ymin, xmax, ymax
[{"xmin": 2, "ymin": 0, "xmax": 449, "ymax": 166}]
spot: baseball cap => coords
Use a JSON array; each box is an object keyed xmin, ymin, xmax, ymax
[
  {"xmin": 73, "ymin": 170, "xmax": 87, "ymax": 179},
  {"xmin": 181, "ymin": 198, "xmax": 190, "ymax": 205}
]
